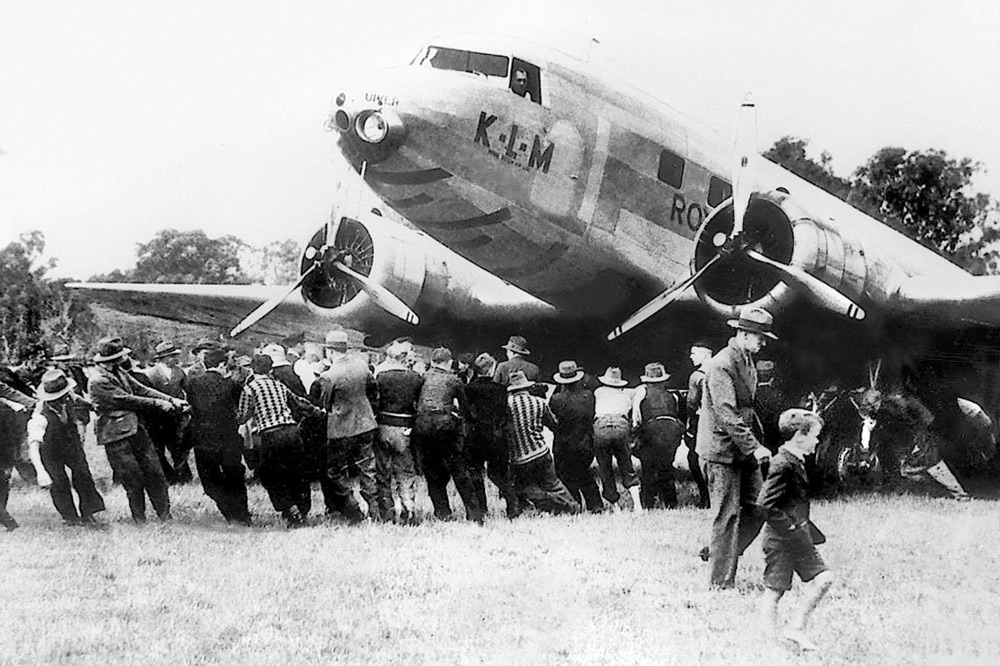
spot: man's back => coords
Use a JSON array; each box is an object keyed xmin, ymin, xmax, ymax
[
  {"xmin": 318, "ymin": 354, "xmax": 377, "ymax": 439},
  {"xmin": 186, "ymin": 371, "xmax": 242, "ymax": 441},
  {"xmin": 549, "ymin": 388, "xmax": 595, "ymax": 449},
  {"xmin": 696, "ymin": 340, "xmax": 759, "ymax": 463}
]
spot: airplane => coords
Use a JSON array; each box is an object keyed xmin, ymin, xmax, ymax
[{"xmin": 70, "ymin": 33, "xmax": 1000, "ymax": 470}]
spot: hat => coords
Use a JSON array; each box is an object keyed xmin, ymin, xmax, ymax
[
  {"xmin": 553, "ymin": 360, "xmax": 585, "ymax": 384},
  {"xmin": 727, "ymin": 306, "xmax": 778, "ymax": 340},
  {"xmin": 640, "ymin": 362, "xmax": 670, "ymax": 383},
  {"xmin": 501, "ymin": 335, "xmax": 531, "ymax": 356},
  {"xmin": 153, "ymin": 340, "xmax": 181, "ymax": 359},
  {"xmin": 36, "ymin": 369, "xmax": 76, "ymax": 402},
  {"xmin": 93, "ymin": 336, "xmax": 131, "ymax": 363},
  {"xmin": 324, "ymin": 330, "xmax": 349, "ymax": 348},
  {"xmin": 507, "ymin": 370, "xmax": 535, "ymax": 392},
  {"xmin": 598, "ymin": 367, "xmax": 628, "ymax": 387},
  {"xmin": 192, "ymin": 337, "xmax": 225, "ymax": 354}
]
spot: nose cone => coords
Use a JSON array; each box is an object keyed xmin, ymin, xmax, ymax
[{"xmin": 328, "ymin": 79, "xmax": 406, "ymax": 165}]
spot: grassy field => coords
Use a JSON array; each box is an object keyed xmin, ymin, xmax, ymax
[{"xmin": 2, "ymin": 436, "xmax": 999, "ymax": 666}]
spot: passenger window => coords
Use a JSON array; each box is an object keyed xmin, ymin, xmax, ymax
[
  {"xmin": 510, "ymin": 58, "xmax": 542, "ymax": 105},
  {"xmin": 708, "ymin": 176, "xmax": 733, "ymax": 207},
  {"xmin": 657, "ymin": 150, "xmax": 685, "ymax": 188}
]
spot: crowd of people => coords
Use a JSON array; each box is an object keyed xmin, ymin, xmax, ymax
[{"xmin": 1, "ymin": 304, "xmax": 983, "ymax": 649}]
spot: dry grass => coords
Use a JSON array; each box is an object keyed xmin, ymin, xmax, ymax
[{"xmin": 2, "ymin": 435, "xmax": 999, "ymax": 666}]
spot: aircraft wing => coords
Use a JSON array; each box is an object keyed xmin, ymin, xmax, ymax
[
  {"xmin": 67, "ymin": 282, "xmax": 334, "ymax": 338},
  {"xmin": 891, "ymin": 275, "xmax": 1000, "ymax": 327}
]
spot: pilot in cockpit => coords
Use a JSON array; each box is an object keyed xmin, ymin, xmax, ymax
[{"xmin": 510, "ymin": 68, "xmax": 534, "ymax": 102}]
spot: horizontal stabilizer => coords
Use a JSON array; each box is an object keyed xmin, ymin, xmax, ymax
[{"xmin": 892, "ymin": 275, "xmax": 1000, "ymax": 327}]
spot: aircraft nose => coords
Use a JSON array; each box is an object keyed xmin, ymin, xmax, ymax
[{"xmin": 327, "ymin": 91, "xmax": 405, "ymax": 164}]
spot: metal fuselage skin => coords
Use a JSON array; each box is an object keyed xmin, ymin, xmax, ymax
[{"xmin": 334, "ymin": 36, "xmax": 967, "ymax": 334}]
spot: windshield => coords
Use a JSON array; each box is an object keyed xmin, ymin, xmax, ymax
[{"xmin": 413, "ymin": 45, "xmax": 509, "ymax": 78}]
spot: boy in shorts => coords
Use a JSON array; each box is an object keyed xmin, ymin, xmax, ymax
[{"xmin": 758, "ymin": 408, "xmax": 834, "ymax": 651}]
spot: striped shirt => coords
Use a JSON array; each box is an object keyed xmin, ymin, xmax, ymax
[
  {"xmin": 506, "ymin": 390, "xmax": 557, "ymax": 465},
  {"xmin": 238, "ymin": 374, "xmax": 297, "ymax": 433}
]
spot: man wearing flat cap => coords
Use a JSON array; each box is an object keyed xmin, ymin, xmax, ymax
[
  {"xmin": 464, "ymin": 352, "xmax": 519, "ymax": 518},
  {"xmin": 414, "ymin": 346, "xmax": 483, "ymax": 523},
  {"xmin": 27, "ymin": 369, "xmax": 105, "ymax": 526},
  {"xmin": 88, "ymin": 336, "xmax": 189, "ymax": 523},
  {"xmin": 698, "ymin": 306, "xmax": 776, "ymax": 588},
  {"xmin": 145, "ymin": 340, "xmax": 192, "ymax": 483},
  {"xmin": 311, "ymin": 329, "xmax": 379, "ymax": 523}
]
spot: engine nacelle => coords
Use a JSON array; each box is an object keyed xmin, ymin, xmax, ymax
[
  {"xmin": 299, "ymin": 215, "xmax": 427, "ymax": 329},
  {"xmin": 693, "ymin": 189, "xmax": 868, "ymax": 320}
]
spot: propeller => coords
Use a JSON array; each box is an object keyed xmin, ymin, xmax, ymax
[
  {"xmin": 228, "ymin": 158, "xmax": 419, "ymax": 337},
  {"xmin": 229, "ymin": 264, "xmax": 320, "ymax": 337},
  {"xmin": 607, "ymin": 95, "xmax": 757, "ymax": 341},
  {"xmin": 607, "ymin": 93, "xmax": 865, "ymax": 341},
  {"xmin": 606, "ymin": 254, "xmax": 722, "ymax": 341},
  {"xmin": 745, "ymin": 250, "xmax": 865, "ymax": 320},
  {"xmin": 730, "ymin": 93, "xmax": 756, "ymax": 241},
  {"xmin": 332, "ymin": 260, "xmax": 418, "ymax": 325}
]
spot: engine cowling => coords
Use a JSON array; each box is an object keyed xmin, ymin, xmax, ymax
[
  {"xmin": 299, "ymin": 215, "xmax": 427, "ymax": 326},
  {"xmin": 693, "ymin": 189, "xmax": 868, "ymax": 320}
]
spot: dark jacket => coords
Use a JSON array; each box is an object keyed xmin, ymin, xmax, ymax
[
  {"xmin": 375, "ymin": 367, "xmax": 424, "ymax": 427},
  {"xmin": 696, "ymin": 338, "xmax": 760, "ymax": 464},
  {"xmin": 185, "ymin": 370, "xmax": 243, "ymax": 450},
  {"xmin": 88, "ymin": 365, "xmax": 175, "ymax": 445},
  {"xmin": 549, "ymin": 386, "xmax": 595, "ymax": 452},
  {"xmin": 758, "ymin": 447, "xmax": 822, "ymax": 546}
]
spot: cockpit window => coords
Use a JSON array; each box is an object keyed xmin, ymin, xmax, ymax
[
  {"xmin": 510, "ymin": 58, "xmax": 542, "ymax": 105},
  {"xmin": 416, "ymin": 46, "xmax": 509, "ymax": 78}
]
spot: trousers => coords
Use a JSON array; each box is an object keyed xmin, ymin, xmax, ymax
[
  {"xmin": 104, "ymin": 429, "xmax": 171, "ymax": 522},
  {"xmin": 703, "ymin": 458, "xmax": 765, "ymax": 588},
  {"xmin": 39, "ymin": 435, "xmax": 105, "ymax": 522}
]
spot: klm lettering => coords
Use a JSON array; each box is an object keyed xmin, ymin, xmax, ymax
[{"xmin": 474, "ymin": 111, "xmax": 554, "ymax": 173}]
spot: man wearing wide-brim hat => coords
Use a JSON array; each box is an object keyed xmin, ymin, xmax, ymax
[
  {"xmin": 505, "ymin": 370, "xmax": 580, "ymax": 515},
  {"xmin": 88, "ymin": 336, "xmax": 188, "ymax": 523},
  {"xmin": 697, "ymin": 305, "xmax": 776, "ymax": 589},
  {"xmin": 549, "ymin": 361, "xmax": 603, "ymax": 512},
  {"xmin": 631, "ymin": 362, "xmax": 684, "ymax": 509},
  {"xmin": 27, "ymin": 369, "xmax": 106, "ymax": 526},
  {"xmin": 593, "ymin": 367, "xmax": 642, "ymax": 512},
  {"xmin": 494, "ymin": 335, "xmax": 540, "ymax": 388}
]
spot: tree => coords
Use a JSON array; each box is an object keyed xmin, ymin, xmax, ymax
[
  {"xmin": 240, "ymin": 238, "xmax": 302, "ymax": 285},
  {"xmin": 764, "ymin": 136, "xmax": 851, "ymax": 201},
  {"xmin": 129, "ymin": 229, "xmax": 250, "ymax": 284},
  {"xmin": 849, "ymin": 148, "xmax": 1000, "ymax": 272},
  {"xmin": 0, "ymin": 231, "xmax": 96, "ymax": 362}
]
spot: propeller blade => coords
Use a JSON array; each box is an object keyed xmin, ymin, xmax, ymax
[
  {"xmin": 731, "ymin": 93, "xmax": 756, "ymax": 239},
  {"xmin": 746, "ymin": 250, "xmax": 866, "ymax": 320},
  {"xmin": 229, "ymin": 263, "xmax": 318, "ymax": 337},
  {"xmin": 332, "ymin": 260, "xmax": 419, "ymax": 325},
  {"xmin": 607, "ymin": 254, "xmax": 723, "ymax": 341}
]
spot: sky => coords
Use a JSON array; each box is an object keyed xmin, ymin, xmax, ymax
[{"xmin": 2, "ymin": 0, "xmax": 999, "ymax": 280}]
